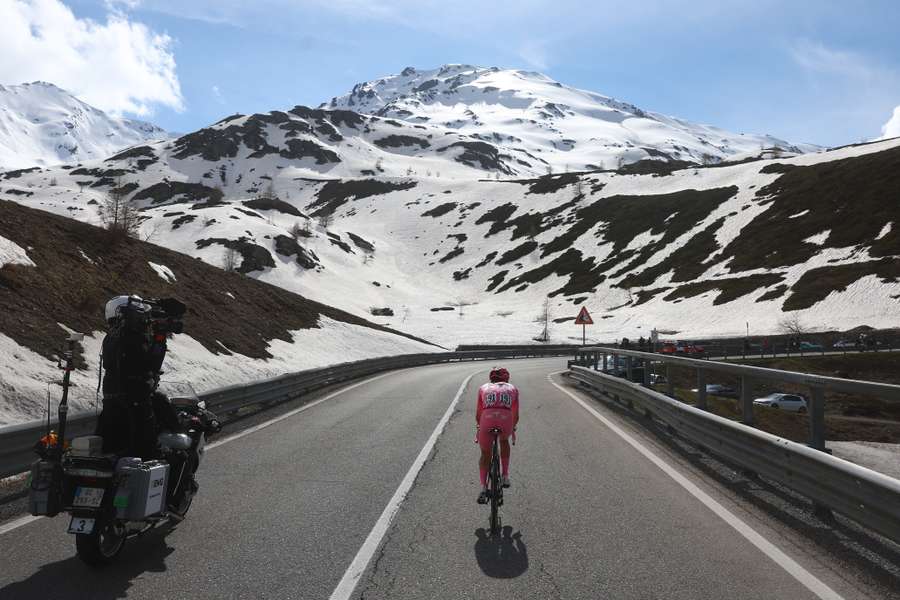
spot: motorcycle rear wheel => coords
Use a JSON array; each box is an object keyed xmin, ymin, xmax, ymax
[{"xmin": 75, "ymin": 519, "xmax": 126, "ymax": 566}]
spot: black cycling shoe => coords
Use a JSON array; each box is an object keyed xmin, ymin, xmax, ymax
[
  {"xmin": 502, "ymin": 476, "xmax": 511, "ymax": 489},
  {"xmin": 477, "ymin": 489, "xmax": 489, "ymax": 504}
]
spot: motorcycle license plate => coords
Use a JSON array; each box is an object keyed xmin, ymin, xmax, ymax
[
  {"xmin": 73, "ymin": 486, "xmax": 105, "ymax": 508},
  {"xmin": 67, "ymin": 517, "xmax": 95, "ymax": 535}
]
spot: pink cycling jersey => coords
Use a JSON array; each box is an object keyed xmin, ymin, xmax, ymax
[{"xmin": 476, "ymin": 382, "xmax": 519, "ymax": 450}]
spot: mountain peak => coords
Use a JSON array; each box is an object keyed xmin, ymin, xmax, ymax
[{"xmin": 322, "ymin": 64, "xmax": 812, "ymax": 173}]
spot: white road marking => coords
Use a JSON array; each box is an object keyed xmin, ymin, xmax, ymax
[
  {"xmin": 0, "ymin": 369, "xmax": 404, "ymax": 538},
  {"xmin": 548, "ymin": 372, "xmax": 845, "ymax": 600},
  {"xmin": 0, "ymin": 514, "xmax": 40, "ymax": 536},
  {"xmin": 329, "ymin": 372, "xmax": 476, "ymax": 600}
]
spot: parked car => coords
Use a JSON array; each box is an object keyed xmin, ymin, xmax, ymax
[
  {"xmin": 677, "ymin": 343, "xmax": 706, "ymax": 355},
  {"xmin": 753, "ymin": 393, "xmax": 807, "ymax": 413},
  {"xmin": 659, "ymin": 342, "xmax": 678, "ymax": 354},
  {"xmin": 649, "ymin": 373, "xmax": 667, "ymax": 385},
  {"xmin": 798, "ymin": 341, "xmax": 823, "ymax": 352},
  {"xmin": 691, "ymin": 383, "xmax": 738, "ymax": 398},
  {"xmin": 832, "ymin": 340, "xmax": 857, "ymax": 349}
]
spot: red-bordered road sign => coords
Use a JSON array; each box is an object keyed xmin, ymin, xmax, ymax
[{"xmin": 574, "ymin": 306, "xmax": 593, "ymax": 325}]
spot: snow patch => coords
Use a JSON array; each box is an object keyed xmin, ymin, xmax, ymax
[
  {"xmin": 803, "ymin": 230, "xmax": 830, "ymax": 245},
  {"xmin": 876, "ymin": 222, "xmax": 892, "ymax": 240},
  {"xmin": 0, "ymin": 235, "xmax": 36, "ymax": 268},
  {"xmin": 79, "ymin": 248, "xmax": 95, "ymax": 265},
  {"xmin": 148, "ymin": 261, "xmax": 176, "ymax": 283},
  {"xmin": 788, "ymin": 209, "xmax": 810, "ymax": 219}
]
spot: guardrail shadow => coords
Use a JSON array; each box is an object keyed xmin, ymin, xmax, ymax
[
  {"xmin": 473, "ymin": 526, "xmax": 528, "ymax": 578},
  {"xmin": 571, "ymin": 378, "xmax": 900, "ymax": 594},
  {"xmin": 0, "ymin": 527, "xmax": 174, "ymax": 599}
]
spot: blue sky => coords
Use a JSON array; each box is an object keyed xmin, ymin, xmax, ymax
[{"xmin": 5, "ymin": 0, "xmax": 900, "ymax": 145}]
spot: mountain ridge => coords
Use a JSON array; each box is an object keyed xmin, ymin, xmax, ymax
[{"xmin": 0, "ymin": 81, "xmax": 169, "ymax": 170}]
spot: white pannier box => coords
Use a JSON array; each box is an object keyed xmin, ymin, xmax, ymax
[{"xmin": 114, "ymin": 460, "xmax": 169, "ymax": 519}]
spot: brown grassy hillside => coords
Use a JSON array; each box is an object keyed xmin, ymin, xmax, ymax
[{"xmin": 0, "ymin": 199, "xmax": 436, "ymax": 370}]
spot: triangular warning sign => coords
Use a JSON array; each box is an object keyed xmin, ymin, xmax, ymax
[{"xmin": 574, "ymin": 306, "xmax": 593, "ymax": 325}]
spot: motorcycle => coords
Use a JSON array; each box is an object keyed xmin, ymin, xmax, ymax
[{"xmin": 29, "ymin": 334, "xmax": 219, "ymax": 566}]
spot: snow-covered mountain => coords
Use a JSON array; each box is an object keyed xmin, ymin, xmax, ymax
[
  {"xmin": 323, "ymin": 64, "xmax": 817, "ymax": 173},
  {"xmin": 3, "ymin": 133, "xmax": 898, "ymax": 348},
  {"xmin": 0, "ymin": 82, "xmax": 169, "ymax": 170},
  {"xmin": 3, "ymin": 64, "xmax": 896, "ymax": 352}
]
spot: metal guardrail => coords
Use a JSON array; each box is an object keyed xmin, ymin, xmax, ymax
[
  {"xmin": 0, "ymin": 348, "xmax": 571, "ymax": 480},
  {"xmin": 567, "ymin": 357, "xmax": 900, "ymax": 546},
  {"xmin": 571, "ymin": 346, "xmax": 900, "ymax": 451}
]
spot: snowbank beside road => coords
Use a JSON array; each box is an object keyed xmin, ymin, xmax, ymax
[{"xmin": 0, "ymin": 316, "xmax": 438, "ymax": 427}]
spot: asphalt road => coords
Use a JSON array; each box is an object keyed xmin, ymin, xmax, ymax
[{"xmin": 0, "ymin": 358, "xmax": 890, "ymax": 599}]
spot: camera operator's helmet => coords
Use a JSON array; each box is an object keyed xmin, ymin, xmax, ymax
[{"xmin": 104, "ymin": 295, "xmax": 149, "ymax": 324}]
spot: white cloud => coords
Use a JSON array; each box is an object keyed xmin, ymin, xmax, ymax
[
  {"xmin": 0, "ymin": 0, "xmax": 183, "ymax": 117},
  {"xmin": 881, "ymin": 106, "xmax": 900, "ymax": 139},
  {"xmin": 790, "ymin": 39, "xmax": 900, "ymax": 142},
  {"xmin": 212, "ymin": 84, "xmax": 224, "ymax": 104},
  {"xmin": 790, "ymin": 40, "xmax": 883, "ymax": 82},
  {"xmin": 518, "ymin": 40, "xmax": 549, "ymax": 71}
]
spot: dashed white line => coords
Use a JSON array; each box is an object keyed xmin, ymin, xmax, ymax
[
  {"xmin": 547, "ymin": 372, "xmax": 845, "ymax": 600},
  {"xmin": 329, "ymin": 372, "xmax": 476, "ymax": 600}
]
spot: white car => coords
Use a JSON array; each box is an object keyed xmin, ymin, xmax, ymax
[
  {"xmin": 832, "ymin": 340, "xmax": 857, "ymax": 349},
  {"xmin": 753, "ymin": 393, "xmax": 807, "ymax": 413}
]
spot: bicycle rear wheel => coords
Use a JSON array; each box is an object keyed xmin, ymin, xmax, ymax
[{"xmin": 489, "ymin": 435, "xmax": 501, "ymax": 535}]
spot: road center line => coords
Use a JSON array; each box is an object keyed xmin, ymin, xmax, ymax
[
  {"xmin": 329, "ymin": 372, "xmax": 476, "ymax": 600},
  {"xmin": 547, "ymin": 372, "xmax": 845, "ymax": 600}
]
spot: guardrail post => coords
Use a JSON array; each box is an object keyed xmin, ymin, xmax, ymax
[
  {"xmin": 643, "ymin": 358, "xmax": 651, "ymax": 388},
  {"xmin": 626, "ymin": 356, "xmax": 633, "ymax": 381},
  {"xmin": 741, "ymin": 376, "xmax": 754, "ymax": 425},
  {"xmin": 602, "ymin": 353, "xmax": 608, "ymax": 373},
  {"xmin": 666, "ymin": 364, "xmax": 674, "ymax": 397},
  {"xmin": 808, "ymin": 387, "xmax": 826, "ymax": 451},
  {"xmin": 696, "ymin": 369, "xmax": 707, "ymax": 410},
  {"xmin": 593, "ymin": 351, "xmax": 599, "ymax": 371}
]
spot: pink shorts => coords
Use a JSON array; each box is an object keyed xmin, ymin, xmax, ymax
[{"xmin": 478, "ymin": 408, "xmax": 514, "ymax": 451}]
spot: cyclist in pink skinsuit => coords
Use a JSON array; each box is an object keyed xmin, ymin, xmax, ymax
[{"xmin": 475, "ymin": 366, "xmax": 519, "ymax": 504}]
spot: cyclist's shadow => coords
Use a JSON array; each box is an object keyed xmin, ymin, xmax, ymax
[{"xmin": 473, "ymin": 526, "xmax": 528, "ymax": 578}]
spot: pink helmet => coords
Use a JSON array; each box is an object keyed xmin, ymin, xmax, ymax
[{"xmin": 489, "ymin": 366, "xmax": 510, "ymax": 383}]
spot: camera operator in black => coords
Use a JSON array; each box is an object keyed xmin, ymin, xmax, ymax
[{"xmin": 97, "ymin": 295, "xmax": 182, "ymax": 457}]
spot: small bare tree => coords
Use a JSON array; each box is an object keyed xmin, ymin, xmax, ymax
[
  {"xmin": 98, "ymin": 178, "xmax": 140, "ymax": 240},
  {"xmin": 533, "ymin": 297, "xmax": 551, "ymax": 342},
  {"xmin": 317, "ymin": 212, "xmax": 333, "ymax": 230},
  {"xmin": 777, "ymin": 314, "xmax": 807, "ymax": 337},
  {"xmin": 290, "ymin": 220, "xmax": 310, "ymax": 239},
  {"xmin": 223, "ymin": 247, "xmax": 239, "ymax": 273}
]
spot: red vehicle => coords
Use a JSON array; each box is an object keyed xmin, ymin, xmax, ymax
[
  {"xmin": 659, "ymin": 342, "xmax": 678, "ymax": 354},
  {"xmin": 659, "ymin": 341, "xmax": 705, "ymax": 355}
]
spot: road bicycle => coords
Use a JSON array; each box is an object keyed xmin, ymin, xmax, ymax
[{"xmin": 486, "ymin": 427, "xmax": 504, "ymax": 535}]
